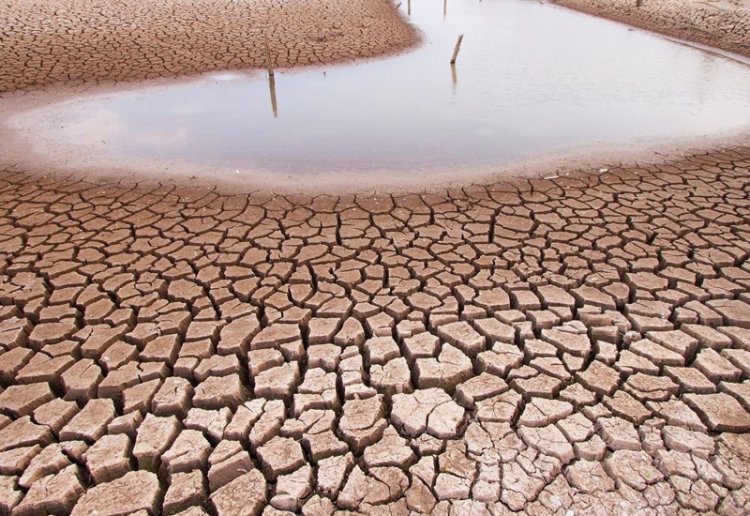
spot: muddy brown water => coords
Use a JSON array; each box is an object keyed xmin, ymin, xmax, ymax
[{"xmin": 2, "ymin": 0, "xmax": 750, "ymax": 182}]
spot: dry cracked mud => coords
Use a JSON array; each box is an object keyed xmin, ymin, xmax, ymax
[
  {"xmin": 0, "ymin": 0, "xmax": 419, "ymax": 93},
  {"xmin": 1, "ymin": 147, "xmax": 750, "ymax": 514},
  {"xmin": 556, "ymin": 0, "xmax": 750, "ymax": 59}
]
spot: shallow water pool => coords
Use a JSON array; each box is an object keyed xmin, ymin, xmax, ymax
[{"xmin": 3, "ymin": 0, "xmax": 750, "ymax": 182}]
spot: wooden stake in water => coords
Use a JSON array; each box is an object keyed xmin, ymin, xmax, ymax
[
  {"xmin": 263, "ymin": 36, "xmax": 274, "ymax": 78},
  {"xmin": 450, "ymin": 35, "xmax": 464, "ymax": 64},
  {"xmin": 268, "ymin": 75, "xmax": 278, "ymax": 118}
]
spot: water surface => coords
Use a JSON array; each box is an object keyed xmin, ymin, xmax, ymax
[{"xmin": 3, "ymin": 0, "xmax": 750, "ymax": 179}]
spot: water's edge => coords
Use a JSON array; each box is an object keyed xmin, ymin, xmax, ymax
[{"xmin": 1, "ymin": 0, "xmax": 749, "ymax": 194}]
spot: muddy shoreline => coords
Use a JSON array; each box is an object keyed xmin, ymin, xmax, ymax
[
  {"xmin": 1, "ymin": 0, "xmax": 749, "ymax": 196},
  {"xmin": 0, "ymin": 0, "xmax": 747, "ymax": 196},
  {"xmin": 557, "ymin": 0, "xmax": 750, "ymax": 58},
  {"xmin": 2, "ymin": 115, "xmax": 749, "ymax": 195},
  {"xmin": 0, "ymin": 0, "xmax": 420, "ymax": 93}
]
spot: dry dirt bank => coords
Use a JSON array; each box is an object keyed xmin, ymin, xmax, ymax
[
  {"xmin": 556, "ymin": 0, "xmax": 750, "ymax": 58},
  {"xmin": 0, "ymin": 0, "xmax": 419, "ymax": 93}
]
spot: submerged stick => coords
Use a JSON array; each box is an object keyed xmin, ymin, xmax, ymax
[
  {"xmin": 263, "ymin": 35, "xmax": 274, "ymax": 78},
  {"xmin": 450, "ymin": 35, "xmax": 464, "ymax": 64}
]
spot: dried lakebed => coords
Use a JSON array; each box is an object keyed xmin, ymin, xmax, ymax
[
  {"xmin": 2, "ymin": 147, "xmax": 750, "ymax": 514},
  {"xmin": 1, "ymin": 0, "xmax": 750, "ymax": 190}
]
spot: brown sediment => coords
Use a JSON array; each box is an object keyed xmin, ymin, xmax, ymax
[
  {"xmin": 555, "ymin": 0, "xmax": 750, "ymax": 58},
  {"xmin": 0, "ymin": 0, "xmax": 420, "ymax": 93},
  {"xmin": 2, "ymin": 147, "xmax": 750, "ymax": 513}
]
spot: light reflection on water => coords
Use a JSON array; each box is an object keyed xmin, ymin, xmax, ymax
[{"xmin": 6, "ymin": 0, "xmax": 750, "ymax": 175}]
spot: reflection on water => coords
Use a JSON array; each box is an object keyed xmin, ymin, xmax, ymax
[
  {"xmin": 268, "ymin": 76, "xmax": 278, "ymax": 118},
  {"xmin": 5, "ymin": 0, "xmax": 750, "ymax": 175}
]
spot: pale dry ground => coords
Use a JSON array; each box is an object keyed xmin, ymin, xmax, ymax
[
  {"xmin": 557, "ymin": 0, "xmax": 750, "ymax": 58},
  {"xmin": 0, "ymin": 0, "xmax": 419, "ymax": 92},
  {"xmin": 1, "ymin": 148, "xmax": 750, "ymax": 515}
]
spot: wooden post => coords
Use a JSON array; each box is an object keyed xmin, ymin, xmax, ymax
[
  {"xmin": 450, "ymin": 35, "xmax": 463, "ymax": 64},
  {"xmin": 269, "ymin": 75, "xmax": 278, "ymax": 117},
  {"xmin": 263, "ymin": 35, "xmax": 274, "ymax": 78}
]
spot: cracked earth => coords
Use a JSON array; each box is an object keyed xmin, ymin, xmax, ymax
[
  {"xmin": 555, "ymin": 0, "xmax": 750, "ymax": 59},
  {"xmin": 0, "ymin": 0, "xmax": 418, "ymax": 93},
  {"xmin": 1, "ymin": 147, "xmax": 750, "ymax": 514}
]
